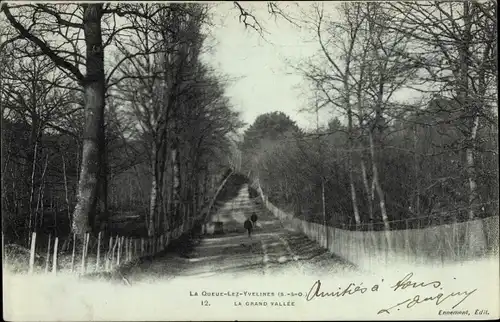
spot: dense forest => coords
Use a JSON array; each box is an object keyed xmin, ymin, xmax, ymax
[
  {"xmin": 240, "ymin": 2, "xmax": 498, "ymax": 231},
  {"xmin": 1, "ymin": 1, "xmax": 498, "ymax": 253},
  {"xmin": 1, "ymin": 3, "xmax": 242, "ymax": 248}
]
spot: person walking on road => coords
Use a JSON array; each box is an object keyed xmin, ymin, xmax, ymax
[
  {"xmin": 251, "ymin": 212, "xmax": 258, "ymax": 228},
  {"xmin": 244, "ymin": 217, "xmax": 253, "ymax": 238}
]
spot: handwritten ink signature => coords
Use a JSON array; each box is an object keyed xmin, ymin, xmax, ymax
[
  {"xmin": 305, "ymin": 280, "xmax": 367, "ymax": 301},
  {"xmin": 390, "ymin": 272, "xmax": 441, "ymax": 291},
  {"xmin": 377, "ymin": 273, "xmax": 477, "ymax": 315},
  {"xmin": 304, "ymin": 273, "xmax": 477, "ymax": 315}
]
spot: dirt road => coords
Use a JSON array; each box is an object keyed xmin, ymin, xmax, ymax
[{"xmin": 121, "ymin": 184, "xmax": 355, "ymax": 282}]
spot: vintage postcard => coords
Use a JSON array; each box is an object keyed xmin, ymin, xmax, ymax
[{"xmin": 1, "ymin": 1, "xmax": 499, "ymax": 321}]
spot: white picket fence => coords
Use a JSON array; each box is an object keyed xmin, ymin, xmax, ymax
[
  {"xmin": 17, "ymin": 219, "xmax": 199, "ymax": 276},
  {"xmin": 256, "ymin": 182, "xmax": 499, "ymax": 269},
  {"xmin": 10, "ymin": 172, "xmax": 236, "ymax": 276}
]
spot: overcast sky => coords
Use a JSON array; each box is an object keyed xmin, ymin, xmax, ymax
[
  {"xmin": 201, "ymin": 2, "xmax": 334, "ymax": 132},
  {"xmin": 199, "ymin": 2, "xmax": 430, "ymax": 134}
]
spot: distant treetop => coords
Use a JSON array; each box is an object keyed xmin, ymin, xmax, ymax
[{"xmin": 241, "ymin": 111, "xmax": 302, "ymax": 151}]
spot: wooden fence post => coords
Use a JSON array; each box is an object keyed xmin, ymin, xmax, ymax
[
  {"xmin": 114, "ymin": 236, "xmax": 118, "ymax": 268},
  {"xmin": 130, "ymin": 238, "xmax": 134, "ymax": 260},
  {"xmin": 131, "ymin": 238, "xmax": 134, "ymax": 260},
  {"xmin": 128, "ymin": 237, "xmax": 134, "ymax": 261},
  {"xmin": 80, "ymin": 233, "xmax": 88, "ymax": 275},
  {"xmin": 52, "ymin": 237, "xmax": 58, "ymax": 274},
  {"xmin": 405, "ymin": 219, "xmax": 409, "ymax": 263},
  {"xmin": 70, "ymin": 232, "xmax": 76, "ymax": 272},
  {"xmin": 96, "ymin": 231, "xmax": 101, "ymax": 271},
  {"xmin": 127, "ymin": 238, "xmax": 131, "ymax": 261},
  {"xmin": 45, "ymin": 234, "xmax": 52, "ymax": 273},
  {"xmin": 130, "ymin": 239, "xmax": 133, "ymax": 260},
  {"xmin": 126, "ymin": 237, "xmax": 130, "ymax": 262},
  {"xmin": 134, "ymin": 239, "xmax": 138, "ymax": 259},
  {"xmin": 122, "ymin": 236, "xmax": 125, "ymax": 261},
  {"xmin": 126, "ymin": 237, "xmax": 129, "ymax": 261},
  {"xmin": 1, "ymin": 232, "xmax": 4, "ymax": 263},
  {"xmin": 85, "ymin": 232, "xmax": 90, "ymax": 271},
  {"xmin": 106, "ymin": 236, "xmax": 112, "ymax": 271},
  {"xmin": 124, "ymin": 237, "xmax": 128, "ymax": 263},
  {"xmin": 111, "ymin": 236, "xmax": 119, "ymax": 270},
  {"xmin": 122, "ymin": 236, "xmax": 126, "ymax": 262},
  {"xmin": 28, "ymin": 232, "xmax": 36, "ymax": 274},
  {"xmin": 117, "ymin": 236, "xmax": 122, "ymax": 266},
  {"xmin": 119, "ymin": 236, "xmax": 124, "ymax": 264}
]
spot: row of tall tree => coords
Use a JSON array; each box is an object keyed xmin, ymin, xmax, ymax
[
  {"xmin": 1, "ymin": 3, "xmax": 242, "ymax": 246},
  {"xmin": 241, "ymin": 2, "xmax": 498, "ymax": 231}
]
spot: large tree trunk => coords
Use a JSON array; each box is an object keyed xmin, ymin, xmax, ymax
[
  {"xmin": 355, "ymin": 70, "xmax": 372, "ymax": 228},
  {"xmin": 321, "ymin": 178, "xmax": 328, "ymax": 246},
  {"xmin": 96, "ymin": 132, "xmax": 108, "ymax": 232},
  {"xmin": 347, "ymin": 108, "xmax": 361, "ymax": 226},
  {"xmin": 28, "ymin": 140, "xmax": 38, "ymax": 245},
  {"xmin": 161, "ymin": 145, "xmax": 170, "ymax": 233},
  {"xmin": 27, "ymin": 106, "xmax": 41, "ymax": 245},
  {"xmin": 202, "ymin": 170, "xmax": 208, "ymax": 203},
  {"xmin": 171, "ymin": 139, "xmax": 182, "ymax": 228},
  {"xmin": 156, "ymin": 141, "xmax": 167, "ymax": 235},
  {"xmin": 412, "ymin": 124, "xmax": 420, "ymax": 217},
  {"xmin": 200, "ymin": 171, "xmax": 207, "ymax": 211},
  {"xmin": 461, "ymin": 3, "xmax": 487, "ymax": 255},
  {"xmin": 186, "ymin": 158, "xmax": 196, "ymax": 227},
  {"xmin": 180, "ymin": 156, "xmax": 189, "ymax": 227},
  {"xmin": 369, "ymin": 132, "xmax": 390, "ymax": 231},
  {"xmin": 466, "ymin": 116, "xmax": 479, "ymax": 221},
  {"xmin": 148, "ymin": 140, "xmax": 167, "ymax": 237},
  {"xmin": 460, "ymin": 2, "xmax": 476, "ymax": 222},
  {"xmin": 148, "ymin": 150, "xmax": 158, "ymax": 237},
  {"xmin": 360, "ymin": 156, "xmax": 374, "ymax": 223},
  {"xmin": 71, "ymin": 3, "xmax": 105, "ymax": 238}
]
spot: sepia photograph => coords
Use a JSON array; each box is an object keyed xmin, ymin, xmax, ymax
[{"xmin": 1, "ymin": 1, "xmax": 499, "ymax": 321}]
